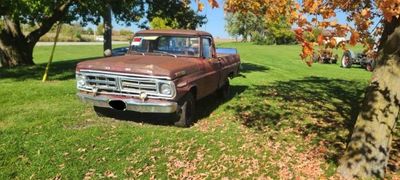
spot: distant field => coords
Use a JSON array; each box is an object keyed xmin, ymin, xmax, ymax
[{"xmin": 1, "ymin": 43, "xmax": 398, "ymax": 179}]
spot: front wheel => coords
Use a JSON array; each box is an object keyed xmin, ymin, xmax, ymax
[
  {"xmin": 217, "ymin": 78, "xmax": 230, "ymax": 100},
  {"xmin": 366, "ymin": 61, "xmax": 375, "ymax": 72},
  {"xmin": 341, "ymin": 51, "xmax": 352, "ymax": 68},
  {"xmin": 174, "ymin": 93, "xmax": 195, "ymax": 127}
]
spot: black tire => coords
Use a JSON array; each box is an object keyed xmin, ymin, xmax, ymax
[
  {"xmin": 366, "ymin": 64, "xmax": 373, "ymax": 71},
  {"xmin": 174, "ymin": 93, "xmax": 195, "ymax": 127},
  {"xmin": 312, "ymin": 53, "xmax": 319, "ymax": 63},
  {"xmin": 318, "ymin": 57, "xmax": 324, "ymax": 64},
  {"xmin": 217, "ymin": 78, "xmax": 230, "ymax": 100},
  {"xmin": 341, "ymin": 51, "xmax": 352, "ymax": 68},
  {"xmin": 366, "ymin": 61, "xmax": 375, "ymax": 72},
  {"xmin": 331, "ymin": 55, "xmax": 338, "ymax": 64}
]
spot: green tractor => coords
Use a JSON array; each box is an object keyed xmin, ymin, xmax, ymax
[{"xmin": 341, "ymin": 49, "xmax": 376, "ymax": 72}]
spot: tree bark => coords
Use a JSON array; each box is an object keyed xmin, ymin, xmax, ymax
[
  {"xmin": 337, "ymin": 17, "xmax": 400, "ymax": 179},
  {"xmin": 0, "ymin": 1, "xmax": 71, "ymax": 67},
  {"xmin": 0, "ymin": 17, "xmax": 35, "ymax": 67},
  {"xmin": 103, "ymin": 3, "xmax": 112, "ymax": 56}
]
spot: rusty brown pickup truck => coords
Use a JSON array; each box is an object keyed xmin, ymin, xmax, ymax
[{"xmin": 76, "ymin": 29, "xmax": 240, "ymax": 127}]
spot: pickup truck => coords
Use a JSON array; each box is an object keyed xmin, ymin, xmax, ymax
[{"xmin": 76, "ymin": 29, "xmax": 241, "ymax": 127}]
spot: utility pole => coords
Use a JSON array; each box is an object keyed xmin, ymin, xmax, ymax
[
  {"xmin": 42, "ymin": 23, "xmax": 62, "ymax": 82},
  {"xmin": 103, "ymin": 3, "xmax": 112, "ymax": 56}
]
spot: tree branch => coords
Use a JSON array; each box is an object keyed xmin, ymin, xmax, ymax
[
  {"xmin": 26, "ymin": 0, "xmax": 72, "ymax": 47},
  {"xmin": 1, "ymin": 16, "xmax": 24, "ymax": 38},
  {"xmin": 0, "ymin": 16, "xmax": 24, "ymax": 49}
]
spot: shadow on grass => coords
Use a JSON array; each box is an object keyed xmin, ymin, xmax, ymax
[
  {"xmin": 240, "ymin": 62, "xmax": 270, "ymax": 73},
  {"xmin": 94, "ymin": 85, "xmax": 248, "ymax": 127},
  {"xmin": 227, "ymin": 76, "xmax": 369, "ymax": 163},
  {"xmin": 0, "ymin": 57, "xmax": 101, "ymax": 81},
  {"xmin": 0, "ymin": 61, "xmax": 268, "ymax": 81}
]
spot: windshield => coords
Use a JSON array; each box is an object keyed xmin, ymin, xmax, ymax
[{"xmin": 130, "ymin": 36, "xmax": 200, "ymax": 57}]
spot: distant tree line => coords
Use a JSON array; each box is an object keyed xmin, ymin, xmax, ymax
[
  {"xmin": 225, "ymin": 12, "xmax": 297, "ymax": 45},
  {"xmin": 20, "ymin": 23, "xmax": 134, "ymax": 42}
]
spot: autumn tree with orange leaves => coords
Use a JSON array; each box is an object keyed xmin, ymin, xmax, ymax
[{"xmin": 203, "ymin": 0, "xmax": 400, "ymax": 178}]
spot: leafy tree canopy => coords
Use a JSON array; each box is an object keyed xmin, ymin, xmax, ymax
[
  {"xmin": 143, "ymin": 0, "xmax": 207, "ymax": 29},
  {"xmin": 150, "ymin": 17, "xmax": 179, "ymax": 30}
]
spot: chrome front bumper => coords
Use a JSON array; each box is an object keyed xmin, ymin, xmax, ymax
[{"xmin": 77, "ymin": 93, "xmax": 178, "ymax": 113}]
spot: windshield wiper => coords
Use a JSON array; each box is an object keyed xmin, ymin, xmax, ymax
[{"xmin": 154, "ymin": 50, "xmax": 177, "ymax": 58}]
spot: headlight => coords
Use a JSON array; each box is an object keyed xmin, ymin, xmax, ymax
[
  {"xmin": 76, "ymin": 73, "xmax": 86, "ymax": 87},
  {"xmin": 160, "ymin": 83, "xmax": 172, "ymax": 95}
]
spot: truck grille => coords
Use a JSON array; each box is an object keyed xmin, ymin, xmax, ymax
[
  {"xmin": 78, "ymin": 71, "xmax": 174, "ymax": 99},
  {"xmin": 86, "ymin": 75, "xmax": 118, "ymax": 91},
  {"xmin": 120, "ymin": 78, "xmax": 158, "ymax": 94}
]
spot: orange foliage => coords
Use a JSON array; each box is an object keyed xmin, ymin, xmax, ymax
[
  {"xmin": 197, "ymin": 0, "xmax": 400, "ymax": 62},
  {"xmin": 303, "ymin": 0, "xmax": 321, "ymax": 14},
  {"xmin": 328, "ymin": 38, "xmax": 337, "ymax": 48},
  {"xmin": 301, "ymin": 42, "xmax": 313, "ymax": 61},
  {"xmin": 219, "ymin": 0, "xmax": 399, "ymax": 61},
  {"xmin": 208, "ymin": 0, "xmax": 219, "ymax": 8},
  {"xmin": 350, "ymin": 31, "xmax": 360, "ymax": 46},
  {"xmin": 377, "ymin": 0, "xmax": 400, "ymax": 22},
  {"xmin": 198, "ymin": 2, "xmax": 204, "ymax": 11},
  {"xmin": 317, "ymin": 35, "xmax": 324, "ymax": 45},
  {"xmin": 195, "ymin": 0, "xmax": 218, "ymax": 11}
]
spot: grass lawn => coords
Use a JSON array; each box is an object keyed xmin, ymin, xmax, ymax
[{"xmin": 1, "ymin": 43, "xmax": 399, "ymax": 179}]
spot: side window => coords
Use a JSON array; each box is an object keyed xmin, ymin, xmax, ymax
[{"xmin": 202, "ymin": 38, "xmax": 212, "ymax": 59}]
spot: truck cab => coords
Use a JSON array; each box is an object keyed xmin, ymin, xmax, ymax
[{"xmin": 76, "ymin": 29, "xmax": 240, "ymax": 127}]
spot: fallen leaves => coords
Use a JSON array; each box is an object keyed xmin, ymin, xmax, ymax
[
  {"xmin": 104, "ymin": 170, "xmax": 117, "ymax": 178},
  {"xmin": 83, "ymin": 169, "xmax": 96, "ymax": 180},
  {"xmin": 77, "ymin": 148, "xmax": 87, "ymax": 153}
]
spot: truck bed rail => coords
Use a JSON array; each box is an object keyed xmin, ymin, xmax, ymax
[{"xmin": 216, "ymin": 48, "xmax": 238, "ymax": 55}]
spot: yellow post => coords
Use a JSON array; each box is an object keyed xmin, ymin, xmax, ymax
[{"xmin": 42, "ymin": 23, "xmax": 62, "ymax": 82}]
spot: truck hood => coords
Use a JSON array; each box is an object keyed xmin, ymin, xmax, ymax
[{"xmin": 76, "ymin": 55, "xmax": 200, "ymax": 79}]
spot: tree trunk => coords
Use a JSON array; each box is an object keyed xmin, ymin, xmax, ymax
[
  {"xmin": 0, "ymin": 40, "xmax": 35, "ymax": 67},
  {"xmin": 0, "ymin": 17, "xmax": 35, "ymax": 67},
  {"xmin": 337, "ymin": 17, "xmax": 400, "ymax": 179},
  {"xmin": 103, "ymin": 4, "xmax": 112, "ymax": 56},
  {"xmin": 0, "ymin": 1, "xmax": 71, "ymax": 68}
]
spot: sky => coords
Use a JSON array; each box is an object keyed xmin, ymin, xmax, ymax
[
  {"xmin": 110, "ymin": 0, "xmax": 229, "ymax": 38},
  {"xmin": 108, "ymin": 1, "xmax": 380, "ymax": 39}
]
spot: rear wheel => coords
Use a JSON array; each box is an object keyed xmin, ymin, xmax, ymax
[
  {"xmin": 218, "ymin": 78, "xmax": 230, "ymax": 100},
  {"xmin": 174, "ymin": 93, "xmax": 195, "ymax": 127},
  {"xmin": 312, "ymin": 53, "xmax": 319, "ymax": 63},
  {"xmin": 366, "ymin": 61, "xmax": 375, "ymax": 72},
  {"xmin": 331, "ymin": 55, "xmax": 338, "ymax": 64},
  {"xmin": 341, "ymin": 51, "xmax": 352, "ymax": 68}
]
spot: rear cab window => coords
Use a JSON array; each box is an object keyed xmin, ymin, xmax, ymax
[{"xmin": 201, "ymin": 37, "xmax": 213, "ymax": 59}]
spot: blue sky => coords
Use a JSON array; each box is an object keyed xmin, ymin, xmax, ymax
[
  {"xmin": 109, "ymin": 1, "xmax": 380, "ymax": 39},
  {"xmin": 111, "ymin": 0, "xmax": 229, "ymax": 38}
]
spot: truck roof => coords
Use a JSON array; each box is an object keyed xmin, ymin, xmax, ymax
[{"xmin": 135, "ymin": 29, "xmax": 212, "ymax": 37}]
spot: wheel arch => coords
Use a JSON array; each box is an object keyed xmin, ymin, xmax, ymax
[{"xmin": 188, "ymin": 85, "xmax": 197, "ymax": 100}]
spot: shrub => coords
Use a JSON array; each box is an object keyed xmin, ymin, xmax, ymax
[{"xmin": 251, "ymin": 32, "xmax": 275, "ymax": 45}]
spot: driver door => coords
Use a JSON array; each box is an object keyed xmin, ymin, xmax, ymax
[{"xmin": 198, "ymin": 36, "xmax": 221, "ymax": 98}]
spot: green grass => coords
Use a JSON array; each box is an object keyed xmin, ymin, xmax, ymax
[{"xmin": 1, "ymin": 43, "xmax": 399, "ymax": 179}]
